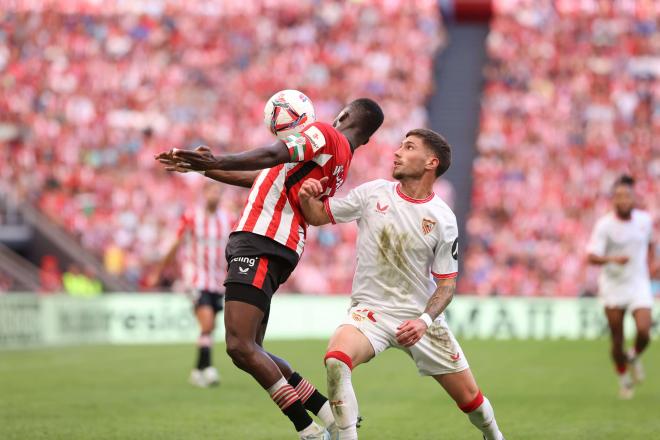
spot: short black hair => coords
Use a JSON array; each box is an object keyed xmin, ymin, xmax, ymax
[
  {"xmin": 405, "ymin": 128, "xmax": 451, "ymax": 177},
  {"xmin": 615, "ymin": 174, "xmax": 635, "ymax": 187},
  {"xmin": 349, "ymin": 98, "xmax": 384, "ymax": 138}
]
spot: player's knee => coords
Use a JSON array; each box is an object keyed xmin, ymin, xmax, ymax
[{"xmin": 225, "ymin": 336, "xmax": 257, "ymax": 367}]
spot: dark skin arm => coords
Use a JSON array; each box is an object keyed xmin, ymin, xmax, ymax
[
  {"xmin": 587, "ymin": 254, "xmax": 629, "ymax": 265},
  {"xmin": 156, "ymin": 146, "xmax": 260, "ymax": 188},
  {"xmin": 156, "ymin": 140, "xmax": 290, "ymax": 172},
  {"xmin": 146, "ymin": 236, "xmax": 183, "ymax": 287},
  {"xmin": 649, "ymin": 242, "xmax": 660, "ymax": 278},
  {"xmin": 395, "ymin": 277, "xmax": 456, "ymax": 347}
]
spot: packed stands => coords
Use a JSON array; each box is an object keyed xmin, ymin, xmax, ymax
[
  {"xmin": 461, "ymin": 0, "xmax": 660, "ymax": 296},
  {"xmin": 0, "ymin": 0, "xmax": 444, "ymax": 293}
]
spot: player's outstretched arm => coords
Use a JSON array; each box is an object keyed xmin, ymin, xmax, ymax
[
  {"xmin": 163, "ymin": 140, "xmax": 290, "ymax": 172},
  {"xmin": 156, "ymin": 146, "xmax": 259, "ymax": 188},
  {"xmin": 298, "ymin": 177, "xmax": 331, "ymax": 226},
  {"xmin": 396, "ymin": 277, "xmax": 456, "ymax": 347}
]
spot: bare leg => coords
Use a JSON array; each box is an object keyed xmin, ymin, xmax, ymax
[
  {"xmin": 604, "ymin": 307, "xmax": 627, "ymax": 372},
  {"xmin": 632, "ymin": 308, "xmax": 652, "ymax": 355},
  {"xmin": 224, "ymin": 300, "xmax": 284, "ymax": 387}
]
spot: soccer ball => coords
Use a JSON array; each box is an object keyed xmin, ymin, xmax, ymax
[{"xmin": 263, "ymin": 90, "xmax": 316, "ymax": 139}]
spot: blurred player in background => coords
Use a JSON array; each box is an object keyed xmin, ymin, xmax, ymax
[
  {"xmin": 157, "ymin": 98, "xmax": 384, "ymax": 439},
  {"xmin": 149, "ymin": 183, "xmax": 232, "ymax": 388},
  {"xmin": 298, "ymin": 129, "xmax": 505, "ymax": 440},
  {"xmin": 587, "ymin": 175, "xmax": 658, "ymax": 399}
]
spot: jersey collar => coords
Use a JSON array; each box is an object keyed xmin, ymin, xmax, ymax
[{"xmin": 395, "ymin": 183, "xmax": 434, "ymax": 204}]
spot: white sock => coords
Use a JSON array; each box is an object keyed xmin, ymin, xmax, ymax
[
  {"xmin": 325, "ymin": 354, "xmax": 358, "ymax": 440},
  {"xmin": 317, "ymin": 400, "xmax": 335, "ymax": 428},
  {"xmin": 464, "ymin": 394, "xmax": 503, "ymax": 440}
]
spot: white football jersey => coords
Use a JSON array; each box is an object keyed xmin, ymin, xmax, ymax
[
  {"xmin": 325, "ymin": 179, "xmax": 458, "ymax": 319},
  {"xmin": 587, "ymin": 209, "xmax": 653, "ymax": 298}
]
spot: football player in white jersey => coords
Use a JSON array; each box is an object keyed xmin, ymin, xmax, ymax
[
  {"xmin": 587, "ymin": 175, "xmax": 658, "ymax": 399},
  {"xmin": 298, "ymin": 128, "xmax": 504, "ymax": 440}
]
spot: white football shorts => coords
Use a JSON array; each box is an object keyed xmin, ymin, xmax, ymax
[
  {"xmin": 342, "ymin": 303, "xmax": 469, "ymax": 376},
  {"xmin": 600, "ymin": 290, "xmax": 654, "ymax": 312}
]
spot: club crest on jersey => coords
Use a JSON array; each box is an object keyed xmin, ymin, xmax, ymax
[
  {"xmin": 422, "ymin": 218, "xmax": 436, "ymax": 235},
  {"xmin": 304, "ymin": 126, "xmax": 326, "ymax": 152},
  {"xmin": 375, "ymin": 202, "xmax": 389, "ymax": 214}
]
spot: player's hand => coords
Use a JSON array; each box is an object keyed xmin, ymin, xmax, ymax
[
  {"xmin": 299, "ymin": 177, "xmax": 328, "ymax": 201},
  {"xmin": 156, "ymin": 146, "xmax": 213, "ymax": 172},
  {"xmin": 170, "ymin": 146, "xmax": 218, "ymax": 171},
  {"xmin": 395, "ymin": 319, "xmax": 428, "ymax": 347},
  {"xmin": 610, "ymin": 255, "xmax": 629, "ymax": 265}
]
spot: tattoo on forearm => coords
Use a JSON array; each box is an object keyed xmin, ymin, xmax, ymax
[{"xmin": 424, "ymin": 280, "xmax": 455, "ymax": 320}]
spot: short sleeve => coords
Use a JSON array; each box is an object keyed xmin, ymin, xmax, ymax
[
  {"xmin": 431, "ymin": 222, "xmax": 459, "ymax": 280},
  {"xmin": 284, "ymin": 123, "xmax": 327, "ymax": 163},
  {"xmin": 325, "ymin": 180, "xmax": 391, "ymax": 224},
  {"xmin": 587, "ymin": 219, "xmax": 607, "ymax": 256},
  {"xmin": 324, "ymin": 186, "xmax": 367, "ymax": 224}
]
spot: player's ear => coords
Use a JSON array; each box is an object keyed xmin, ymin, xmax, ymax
[
  {"xmin": 427, "ymin": 156, "xmax": 439, "ymax": 172},
  {"xmin": 333, "ymin": 110, "xmax": 349, "ymax": 128}
]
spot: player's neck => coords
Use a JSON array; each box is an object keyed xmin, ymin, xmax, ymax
[
  {"xmin": 338, "ymin": 128, "xmax": 364, "ymax": 152},
  {"xmin": 615, "ymin": 210, "xmax": 632, "ymax": 221},
  {"xmin": 397, "ymin": 178, "xmax": 434, "ymax": 201}
]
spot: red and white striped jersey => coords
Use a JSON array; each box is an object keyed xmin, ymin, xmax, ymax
[
  {"xmin": 176, "ymin": 207, "xmax": 232, "ymax": 292},
  {"xmin": 234, "ymin": 122, "xmax": 353, "ymax": 256}
]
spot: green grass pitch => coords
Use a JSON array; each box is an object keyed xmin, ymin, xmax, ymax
[{"xmin": 1, "ymin": 340, "xmax": 658, "ymax": 439}]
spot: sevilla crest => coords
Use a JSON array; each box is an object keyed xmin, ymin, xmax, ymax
[{"xmin": 422, "ymin": 218, "xmax": 436, "ymax": 235}]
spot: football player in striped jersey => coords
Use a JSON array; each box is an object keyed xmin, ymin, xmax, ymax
[
  {"xmin": 156, "ymin": 98, "xmax": 384, "ymax": 440},
  {"xmin": 149, "ymin": 183, "xmax": 231, "ymax": 387}
]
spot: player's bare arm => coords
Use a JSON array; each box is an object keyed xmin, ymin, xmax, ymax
[
  {"xmin": 649, "ymin": 242, "xmax": 660, "ymax": 277},
  {"xmin": 156, "ymin": 146, "xmax": 259, "ymax": 188},
  {"xmin": 587, "ymin": 254, "xmax": 629, "ymax": 265},
  {"xmin": 395, "ymin": 277, "xmax": 456, "ymax": 348},
  {"xmin": 157, "ymin": 139, "xmax": 290, "ymax": 172},
  {"xmin": 298, "ymin": 177, "xmax": 331, "ymax": 226},
  {"xmin": 147, "ymin": 236, "xmax": 183, "ymax": 287}
]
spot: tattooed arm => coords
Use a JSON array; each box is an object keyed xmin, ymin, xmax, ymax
[
  {"xmin": 395, "ymin": 277, "xmax": 456, "ymax": 347},
  {"xmin": 422, "ymin": 277, "xmax": 456, "ymax": 320}
]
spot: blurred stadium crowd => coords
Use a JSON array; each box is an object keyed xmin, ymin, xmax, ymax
[
  {"xmin": 0, "ymin": 0, "xmax": 657, "ymax": 296},
  {"xmin": 462, "ymin": 0, "xmax": 660, "ymax": 296},
  {"xmin": 0, "ymin": 0, "xmax": 443, "ymax": 293}
]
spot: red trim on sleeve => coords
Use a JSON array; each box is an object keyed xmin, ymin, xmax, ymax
[
  {"xmin": 324, "ymin": 351, "xmax": 353, "ymax": 370},
  {"xmin": 432, "ymin": 271, "xmax": 458, "ymax": 279},
  {"xmin": 396, "ymin": 183, "xmax": 434, "ymax": 204},
  {"xmin": 323, "ymin": 198, "xmax": 337, "ymax": 224},
  {"xmin": 459, "ymin": 390, "xmax": 484, "ymax": 413},
  {"xmin": 252, "ymin": 257, "xmax": 269, "ymax": 289}
]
